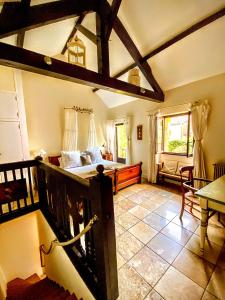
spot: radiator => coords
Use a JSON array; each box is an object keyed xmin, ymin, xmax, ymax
[{"xmin": 213, "ymin": 163, "xmax": 225, "ymax": 180}]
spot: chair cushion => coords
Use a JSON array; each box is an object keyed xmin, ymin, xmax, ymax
[
  {"xmin": 161, "ymin": 160, "xmax": 178, "ymax": 174},
  {"xmin": 60, "ymin": 150, "xmax": 82, "ymax": 169}
]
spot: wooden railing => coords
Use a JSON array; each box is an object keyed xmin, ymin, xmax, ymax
[
  {"xmin": 37, "ymin": 161, "xmax": 118, "ymax": 300},
  {"xmin": 0, "ymin": 159, "xmax": 40, "ymax": 223}
]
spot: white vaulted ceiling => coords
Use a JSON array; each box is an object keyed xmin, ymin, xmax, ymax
[{"xmin": 1, "ymin": 0, "xmax": 225, "ymax": 107}]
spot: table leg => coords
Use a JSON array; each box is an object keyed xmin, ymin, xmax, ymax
[{"xmin": 200, "ymin": 208, "xmax": 208, "ymax": 252}]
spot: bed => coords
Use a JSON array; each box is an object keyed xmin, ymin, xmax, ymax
[{"xmin": 48, "ymin": 155, "xmax": 142, "ymax": 194}]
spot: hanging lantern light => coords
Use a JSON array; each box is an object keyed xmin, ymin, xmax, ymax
[
  {"xmin": 128, "ymin": 68, "xmax": 140, "ymax": 86},
  {"xmin": 67, "ymin": 35, "xmax": 86, "ymax": 68}
]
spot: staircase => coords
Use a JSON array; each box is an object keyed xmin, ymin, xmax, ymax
[{"xmin": 6, "ymin": 274, "xmax": 78, "ymax": 300}]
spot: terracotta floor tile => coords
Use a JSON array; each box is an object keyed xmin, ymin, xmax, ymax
[
  {"xmin": 143, "ymin": 213, "xmax": 169, "ymax": 231},
  {"xmin": 117, "ymin": 252, "xmax": 126, "ymax": 269},
  {"xmin": 155, "ymin": 266, "xmax": 204, "ymax": 300},
  {"xmin": 154, "ymin": 205, "xmax": 178, "ymax": 221},
  {"xmin": 119, "ymin": 189, "xmax": 136, "ymax": 198},
  {"xmin": 145, "ymin": 289, "xmax": 164, "ymax": 300},
  {"xmin": 114, "ymin": 193, "xmax": 125, "ymax": 203},
  {"xmin": 117, "ymin": 198, "xmax": 137, "ymax": 210},
  {"xmin": 207, "ymin": 266, "xmax": 225, "ymax": 300},
  {"xmin": 129, "ymin": 205, "xmax": 150, "ymax": 219},
  {"xmin": 115, "ymin": 222, "xmax": 125, "ymax": 237},
  {"xmin": 172, "ymin": 248, "xmax": 214, "ymax": 288},
  {"xmin": 147, "ymin": 232, "xmax": 182, "ymax": 264},
  {"xmin": 129, "ymin": 246, "xmax": 169, "ymax": 287},
  {"xmin": 129, "ymin": 221, "xmax": 158, "ymax": 244},
  {"xmin": 141, "ymin": 200, "xmax": 162, "ymax": 211},
  {"xmin": 202, "ymin": 290, "xmax": 219, "ymax": 300},
  {"xmin": 195, "ymin": 224, "xmax": 225, "ymax": 247},
  {"xmin": 185, "ymin": 234, "xmax": 222, "ymax": 265},
  {"xmin": 117, "ymin": 231, "xmax": 144, "ymax": 260},
  {"xmin": 138, "ymin": 189, "xmax": 156, "ymax": 198},
  {"xmin": 172, "ymin": 212, "xmax": 200, "ymax": 232},
  {"xmin": 114, "ymin": 203, "xmax": 126, "ymax": 217},
  {"xmin": 116, "ymin": 211, "xmax": 139, "ymax": 230},
  {"xmin": 118, "ymin": 264, "xmax": 151, "ymax": 300},
  {"xmin": 128, "ymin": 193, "xmax": 148, "ymax": 204},
  {"xmin": 161, "ymin": 222, "xmax": 193, "ymax": 246}
]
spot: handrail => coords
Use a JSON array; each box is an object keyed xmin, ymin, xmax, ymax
[{"xmin": 40, "ymin": 215, "xmax": 98, "ymax": 258}]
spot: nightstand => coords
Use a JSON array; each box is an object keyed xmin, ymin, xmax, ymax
[{"xmin": 102, "ymin": 153, "xmax": 113, "ymax": 161}]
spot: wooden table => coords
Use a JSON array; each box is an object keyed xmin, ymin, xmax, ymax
[{"xmin": 195, "ymin": 175, "xmax": 225, "ymax": 252}]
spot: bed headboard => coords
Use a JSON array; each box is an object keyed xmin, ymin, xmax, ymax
[{"xmin": 48, "ymin": 155, "xmax": 61, "ymax": 166}]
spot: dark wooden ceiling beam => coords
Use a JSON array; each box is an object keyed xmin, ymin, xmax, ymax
[
  {"xmin": 0, "ymin": 0, "xmax": 98, "ymax": 39},
  {"xmin": 105, "ymin": 0, "xmax": 122, "ymax": 40},
  {"xmin": 94, "ymin": 6, "xmax": 225, "ymax": 90},
  {"xmin": 61, "ymin": 14, "xmax": 86, "ymax": 55},
  {"xmin": 113, "ymin": 17, "xmax": 163, "ymax": 95},
  {"xmin": 0, "ymin": 42, "xmax": 163, "ymax": 102},
  {"xmin": 16, "ymin": 0, "xmax": 31, "ymax": 48},
  {"xmin": 96, "ymin": 11, "xmax": 110, "ymax": 76},
  {"xmin": 75, "ymin": 25, "xmax": 97, "ymax": 45}
]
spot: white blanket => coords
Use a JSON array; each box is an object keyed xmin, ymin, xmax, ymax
[{"xmin": 64, "ymin": 160, "xmax": 126, "ymax": 179}]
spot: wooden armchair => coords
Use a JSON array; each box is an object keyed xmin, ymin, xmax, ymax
[{"xmin": 179, "ymin": 166, "xmax": 212, "ymax": 219}]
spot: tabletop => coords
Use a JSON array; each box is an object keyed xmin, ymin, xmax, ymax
[{"xmin": 195, "ymin": 175, "xmax": 225, "ymax": 205}]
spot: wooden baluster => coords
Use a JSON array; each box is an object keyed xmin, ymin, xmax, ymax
[
  {"xmin": 89, "ymin": 165, "xmax": 118, "ymax": 300},
  {"xmin": 20, "ymin": 168, "xmax": 27, "ymax": 207},
  {"xmin": 27, "ymin": 167, "xmax": 34, "ymax": 204}
]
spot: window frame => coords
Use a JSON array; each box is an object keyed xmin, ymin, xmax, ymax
[{"xmin": 159, "ymin": 111, "xmax": 193, "ymax": 157}]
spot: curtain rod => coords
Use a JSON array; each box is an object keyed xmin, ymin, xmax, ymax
[
  {"xmin": 146, "ymin": 100, "xmax": 200, "ymax": 115},
  {"xmin": 64, "ymin": 106, "xmax": 93, "ymax": 114}
]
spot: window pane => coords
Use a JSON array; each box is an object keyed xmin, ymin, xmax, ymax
[
  {"xmin": 116, "ymin": 124, "xmax": 127, "ymax": 159},
  {"xmin": 164, "ymin": 115, "xmax": 188, "ymax": 154}
]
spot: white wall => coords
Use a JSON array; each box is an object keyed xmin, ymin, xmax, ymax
[
  {"xmin": 109, "ymin": 73, "xmax": 225, "ymax": 179},
  {"xmin": 22, "ymin": 71, "xmax": 109, "ymax": 156},
  {"xmin": 0, "ymin": 211, "xmax": 95, "ymax": 300},
  {"xmin": 36, "ymin": 211, "xmax": 95, "ymax": 300},
  {"xmin": 0, "ymin": 212, "xmax": 43, "ymax": 285}
]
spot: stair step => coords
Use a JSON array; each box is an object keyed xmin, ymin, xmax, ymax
[
  {"xmin": 7, "ymin": 275, "xmax": 78, "ymax": 300},
  {"xmin": 25, "ymin": 273, "xmax": 40, "ymax": 284}
]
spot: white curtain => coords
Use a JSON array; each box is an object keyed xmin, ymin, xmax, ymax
[
  {"xmin": 147, "ymin": 114, "xmax": 157, "ymax": 183},
  {"xmin": 106, "ymin": 120, "xmax": 116, "ymax": 161},
  {"xmin": 124, "ymin": 117, "xmax": 131, "ymax": 165},
  {"xmin": 87, "ymin": 113, "xmax": 97, "ymax": 149},
  {"xmin": 62, "ymin": 109, "xmax": 78, "ymax": 151},
  {"xmin": 191, "ymin": 100, "xmax": 210, "ymax": 179}
]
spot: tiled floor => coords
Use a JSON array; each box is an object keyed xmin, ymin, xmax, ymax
[{"xmin": 114, "ymin": 183, "xmax": 225, "ymax": 300}]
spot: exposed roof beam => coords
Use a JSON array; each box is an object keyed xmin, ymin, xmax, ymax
[
  {"xmin": 105, "ymin": 0, "xmax": 122, "ymax": 40},
  {"xmin": 76, "ymin": 25, "xmax": 97, "ymax": 45},
  {"xmin": 0, "ymin": 42, "xmax": 164, "ymax": 102},
  {"xmin": 0, "ymin": 0, "xmax": 98, "ymax": 39},
  {"xmin": 61, "ymin": 14, "xmax": 86, "ymax": 55},
  {"xmin": 96, "ymin": 9, "xmax": 109, "ymax": 76},
  {"xmin": 16, "ymin": 0, "xmax": 31, "ymax": 48},
  {"xmin": 94, "ymin": 6, "xmax": 225, "ymax": 92},
  {"xmin": 113, "ymin": 17, "xmax": 163, "ymax": 95}
]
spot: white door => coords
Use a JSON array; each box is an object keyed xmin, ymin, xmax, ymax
[{"xmin": 0, "ymin": 121, "xmax": 23, "ymax": 163}]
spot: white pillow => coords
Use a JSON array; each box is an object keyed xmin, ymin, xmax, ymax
[
  {"xmin": 161, "ymin": 160, "xmax": 177, "ymax": 174},
  {"xmin": 86, "ymin": 147, "xmax": 103, "ymax": 164},
  {"xmin": 60, "ymin": 151, "xmax": 82, "ymax": 169}
]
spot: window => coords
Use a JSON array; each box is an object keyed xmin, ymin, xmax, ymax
[
  {"xmin": 115, "ymin": 123, "xmax": 127, "ymax": 163},
  {"xmin": 157, "ymin": 112, "xmax": 193, "ymax": 156}
]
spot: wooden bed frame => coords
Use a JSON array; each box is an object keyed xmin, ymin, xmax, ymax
[{"xmin": 48, "ymin": 156, "xmax": 142, "ymax": 194}]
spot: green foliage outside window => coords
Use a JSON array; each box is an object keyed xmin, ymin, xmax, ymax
[{"xmin": 168, "ymin": 140, "xmax": 186, "ymax": 152}]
